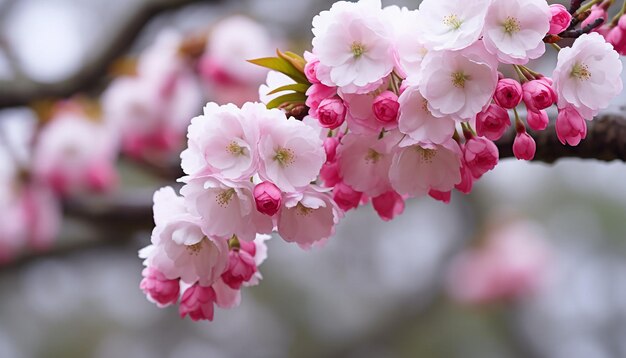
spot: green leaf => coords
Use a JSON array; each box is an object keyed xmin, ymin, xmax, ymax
[
  {"xmin": 277, "ymin": 49, "xmax": 306, "ymax": 73},
  {"xmin": 248, "ymin": 56, "xmax": 309, "ymax": 84},
  {"xmin": 266, "ymin": 92, "xmax": 307, "ymax": 109},
  {"xmin": 267, "ymin": 83, "xmax": 310, "ymax": 95}
]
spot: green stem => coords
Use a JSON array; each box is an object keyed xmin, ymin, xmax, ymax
[
  {"xmin": 576, "ymin": 0, "xmax": 605, "ymax": 15},
  {"xmin": 512, "ymin": 65, "xmax": 527, "ymax": 83},
  {"xmin": 549, "ymin": 43, "xmax": 562, "ymax": 52},
  {"xmin": 610, "ymin": 0, "xmax": 626, "ymax": 26}
]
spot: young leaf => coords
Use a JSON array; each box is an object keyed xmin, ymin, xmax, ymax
[
  {"xmin": 247, "ymin": 56, "xmax": 309, "ymax": 84},
  {"xmin": 267, "ymin": 83, "xmax": 310, "ymax": 95},
  {"xmin": 266, "ymin": 92, "xmax": 307, "ymax": 109}
]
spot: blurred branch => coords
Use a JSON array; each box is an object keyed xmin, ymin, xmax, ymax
[
  {"xmin": 497, "ymin": 113, "xmax": 626, "ymax": 163},
  {"xmin": 0, "ymin": 0, "xmax": 219, "ymax": 108}
]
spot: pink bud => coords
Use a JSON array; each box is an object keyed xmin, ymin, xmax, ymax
[
  {"xmin": 606, "ymin": 26, "xmax": 626, "ymax": 55},
  {"xmin": 556, "ymin": 106, "xmax": 587, "ymax": 146},
  {"xmin": 526, "ymin": 109, "xmax": 549, "ymax": 131},
  {"xmin": 304, "ymin": 59, "xmax": 320, "ymax": 84},
  {"xmin": 316, "ymin": 97, "xmax": 346, "ymax": 129},
  {"xmin": 320, "ymin": 162, "xmax": 341, "ymax": 188},
  {"xmin": 619, "ymin": 14, "xmax": 626, "ymax": 30},
  {"xmin": 522, "ymin": 79, "xmax": 557, "ymax": 111},
  {"xmin": 548, "ymin": 4, "xmax": 572, "ymax": 35},
  {"xmin": 429, "ymin": 190, "xmax": 451, "ymax": 204},
  {"xmin": 85, "ymin": 163, "xmax": 117, "ymax": 193},
  {"xmin": 221, "ymin": 249, "xmax": 257, "ymax": 290},
  {"xmin": 464, "ymin": 137, "xmax": 499, "ymax": 179},
  {"xmin": 476, "ymin": 104, "xmax": 511, "ymax": 141},
  {"xmin": 306, "ymin": 84, "xmax": 336, "ymax": 113},
  {"xmin": 513, "ymin": 132, "xmax": 536, "ymax": 160},
  {"xmin": 372, "ymin": 90, "xmax": 399, "ymax": 124},
  {"xmin": 372, "ymin": 191, "xmax": 405, "ymax": 221},
  {"xmin": 253, "ymin": 182, "xmax": 282, "ymax": 216},
  {"xmin": 333, "ymin": 182, "xmax": 363, "ymax": 212},
  {"xmin": 581, "ymin": 5, "xmax": 608, "ymax": 31},
  {"xmin": 179, "ymin": 284, "xmax": 217, "ymax": 321},
  {"xmin": 455, "ymin": 162, "xmax": 474, "ymax": 194},
  {"xmin": 140, "ymin": 267, "xmax": 180, "ymax": 308},
  {"xmin": 323, "ymin": 137, "xmax": 340, "ymax": 163},
  {"xmin": 493, "ymin": 79, "xmax": 523, "ymax": 109}
]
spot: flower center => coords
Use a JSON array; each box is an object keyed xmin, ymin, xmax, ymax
[
  {"xmin": 502, "ymin": 16, "xmax": 521, "ymax": 35},
  {"xmin": 416, "ymin": 146, "xmax": 436, "ymax": 163},
  {"xmin": 365, "ymin": 148, "xmax": 382, "ymax": 164},
  {"xmin": 351, "ymin": 42, "xmax": 366, "ymax": 58},
  {"xmin": 443, "ymin": 14, "xmax": 463, "ymax": 30},
  {"xmin": 274, "ymin": 147, "xmax": 295, "ymax": 167},
  {"xmin": 421, "ymin": 99, "xmax": 429, "ymax": 112},
  {"xmin": 451, "ymin": 71, "xmax": 470, "ymax": 88},
  {"xmin": 571, "ymin": 62, "xmax": 591, "ymax": 81},
  {"xmin": 227, "ymin": 141, "xmax": 246, "ymax": 156},
  {"xmin": 216, "ymin": 188, "xmax": 236, "ymax": 208},
  {"xmin": 295, "ymin": 202, "xmax": 313, "ymax": 216},
  {"xmin": 186, "ymin": 238, "xmax": 206, "ymax": 255}
]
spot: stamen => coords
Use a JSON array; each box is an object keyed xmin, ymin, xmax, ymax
[
  {"xmin": 443, "ymin": 14, "xmax": 463, "ymax": 30},
  {"xmin": 351, "ymin": 42, "xmax": 366, "ymax": 58},
  {"xmin": 273, "ymin": 147, "xmax": 295, "ymax": 167},
  {"xmin": 416, "ymin": 146, "xmax": 437, "ymax": 163},
  {"xmin": 216, "ymin": 188, "xmax": 236, "ymax": 208},
  {"xmin": 571, "ymin": 62, "xmax": 591, "ymax": 81},
  {"xmin": 296, "ymin": 203, "xmax": 313, "ymax": 216},
  {"xmin": 227, "ymin": 141, "xmax": 245, "ymax": 156},
  {"xmin": 365, "ymin": 148, "xmax": 382, "ymax": 164},
  {"xmin": 503, "ymin": 16, "xmax": 521, "ymax": 35},
  {"xmin": 451, "ymin": 71, "xmax": 470, "ymax": 88}
]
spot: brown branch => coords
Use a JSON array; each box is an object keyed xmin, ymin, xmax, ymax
[
  {"xmin": 497, "ymin": 113, "xmax": 626, "ymax": 163},
  {"xmin": 0, "ymin": 0, "xmax": 220, "ymax": 108}
]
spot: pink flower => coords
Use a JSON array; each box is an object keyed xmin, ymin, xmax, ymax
[
  {"xmin": 398, "ymin": 83, "xmax": 455, "ymax": 145},
  {"xmin": 493, "ymin": 79, "xmax": 523, "ymax": 109},
  {"xmin": 316, "ymin": 97, "xmax": 347, "ymax": 129},
  {"xmin": 513, "ymin": 131, "xmax": 536, "ymax": 160},
  {"xmin": 372, "ymin": 91, "xmax": 399, "ymax": 124},
  {"xmin": 476, "ymin": 104, "xmax": 511, "ymax": 141},
  {"xmin": 140, "ymin": 267, "xmax": 180, "ymax": 307},
  {"xmin": 429, "ymin": 190, "xmax": 451, "ymax": 204},
  {"xmin": 277, "ymin": 186, "xmax": 342, "ymax": 249},
  {"xmin": 606, "ymin": 25, "xmax": 626, "ymax": 55},
  {"xmin": 253, "ymin": 182, "xmax": 282, "ymax": 216},
  {"xmin": 179, "ymin": 284, "xmax": 217, "ymax": 321},
  {"xmin": 320, "ymin": 161, "xmax": 341, "ymax": 188},
  {"xmin": 464, "ymin": 137, "xmax": 499, "ymax": 178},
  {"xmin": 390, "ymin": 139, "xmax": 462, "ymax": 197},
  {"xmin": 372, "ymin": 191, "xmax": 405, "ymax": 221},
  {"xmin": 556, "ymin": 106, "xmax": 587, "ymax": 146},
  {"xmin": 522, "ymin": 79, "xmax": 557, "ymax": 111},
  {"xmin": 324, "ymin": 137, "xmax": 340, "ymax": 163},
  {"xmin": 455, "ymin": 160, "xmax": 474, "ymax": 194},
  {"xmin": 340, "ymin": 82, "xmax": 395, "ymax": 135},
  {"xmin": 526, "ymin": 109, "xmax": 549, "ymax": 131},
  {"xmin": 548, "ymin": 4, "xmax": 572, "ymax": 35},
  {"xmin": 304, "ymin": 53, "xmax": 320, "ymax": 84},
  {"xmin": 221, "ymin": 247, "xmax": 257, "ymax": 290},
  {"xmin": 306, "ymin": 84, "xmax": 337, "ymax": 114},
  {"xmin": 332, "ymin": 182, "xmax": 363, "ymax": 212}
]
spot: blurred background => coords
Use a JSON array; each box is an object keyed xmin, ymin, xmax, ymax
[{"xmin": 2, "ymin": 0, "xmax": 626, "ymax": 357}]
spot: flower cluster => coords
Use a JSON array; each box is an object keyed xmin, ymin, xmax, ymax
[{"xmin": 140, "ymin": 0, "xmax": 625, "ymax": 321}]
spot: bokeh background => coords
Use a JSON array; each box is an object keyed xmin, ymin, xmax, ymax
[{"xmin": 2, "ymin": 0, "xmax": 626, "ymax": 357}]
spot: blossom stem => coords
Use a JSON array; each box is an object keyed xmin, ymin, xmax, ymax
[
  {"xmin": 513, "ymin": 108, "xmax": 526, "ymax": 133},
  {"xmin": 576, "ymin": 0, "xmax": 605, "ymax": 15},
  {"xmin": 550, "ymin": 43, "xmax": 562, "ymax": 52},
  {"xmin": 512, "ymin": 65, "xmax": 528, "ymax": 82},
  {"xmin": 610, "ymin": 0, "xmax": 626, "ymax": 26}
]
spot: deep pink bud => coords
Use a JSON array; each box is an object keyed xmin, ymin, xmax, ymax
[
  {"xmin": 305, "ymin": 84, "xmax": 336, "ymax": 113},
  {"xmin": 429, "ymin": 190, "xmax": 451, "ymax": 204},
  {"xmin": 606, "ymin": 26, "xmax": 626, "ymax": 55},
  {"xmin": 304, "ymin": 59, "xmax": 320, "ymax": 84},
  {"xmin": 455, "ymin": 162, "xmax": 474, "ymax": 194},
  {"xmin": 317, "ymin": 97, "xmax": 346, "ymax": 129},
  {"xmin": 619, "ymin": 14, "xmax": 626, "ymax": 30},
  {"xmin": 323, "ymin": 137, "xmax": 340, "ymax": 163},
  {"xmin": 548, "ymin": 4, "xmax": 572, "ymax": 35},
  {"xmin": 221, "ymin": 249, "xmax": 257, "ymax": 290},
  {"xmin": 513, "ymin": 132, "xmax": 536, "ymax": 161},
  {"xmin": 526, "ymin": 109, "xmax": 549, "ymax": 131},
  {"xmin": 476, "ymin": 104, "xmax": 511, "ymax": 141},
  {"xmin": 320, "ymin": 162, "xmax": 341, "ymax": 188},
  {"xmin": 581, "ymin": 5, "xmax": 608, "ymax": 31},
  {"xmin": 333, "ymin": 182, "xmax": 363, "ymax": 212},
  {"xmin": 493, "ymin": 79, "xmax": 523, "ymax": 109},
  {"xmin": 179, "ymin": 284, "xmax": 217, "ymax": 321},
  {"xmin": 556, "ymin": 107, "xmax": 587, "ymax": 146},
  {"xmin": 140, "ymin": 267, "xmax": 180, "ymax": 307},
  {"xmin": 464, "ymin": 137, "xmax": 499, "ymax": 179},
  {"xmin": 372, "ymin": 90, "xmax": 399, "ymax": 124},
  {"xmin": 253, "ymin": 182, "xmax": 282, "ymax": 216},
  {"xmin": 372, "ymin": 191, "xmax": 405, "ymax": 221},
  {"xmin": 85, "ymin": 164, "xmax": 117, "ymax": 193},
  {"xmin": 522, "ymin": 79, "xmax": 557, "ymax": 111}
]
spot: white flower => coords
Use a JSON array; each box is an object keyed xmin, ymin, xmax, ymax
[
  {"xmin": 312, "ymin": 0, "xmax": 395, "ymax": 93},
  {"xmin": 417, "ymin": 0, "xmax": 491, "ymax": 51},
  {"xmin": 483, "ymin": 0, "xmax": 550, "ymax": 65},
  {"xmin": 383, "ymin": 6, "xmax": 428, "ymax": 77},
  {"xmin": 553, "ymin": 32, "xmax": 623, "ymax": 120},
  {"xmin": 418, "ymin": 43, "xmax": 498, "ymax": 121}
]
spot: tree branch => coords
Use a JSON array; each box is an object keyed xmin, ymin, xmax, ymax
[
  {"xmin": 497, "ymin": 113, "xmax": 626, "ymax": 163},
  {"xmin": 0, "ymin": 0, "xmax": 219, "ymax": 108}
]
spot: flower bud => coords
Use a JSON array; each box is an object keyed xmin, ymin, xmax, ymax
[
  {"xmin": 513, "ymin": 132, "xmax": 536, "ymax": 160},
  {"xmin": 221, "ymin": 249, "xmax": 257, "ymax": 290},
  {"xmin": 372, "ymin": 191, "xmax": 404, "ymax": 221},
  {"xmin": 464, "ymin": 137, "xmax": 499, "ymax": 179},
  {"xmin": 548, "ymin": 4, "xmax": 572, "ymax": 35},
  {"xmin": 140, "ymin": 267, "xmax": 180, "ymax": 307},
  {"xmin": 493, "ymin": 79, "xmax": 523, "ymax": 109},
  {"xmin": 556, "ymin": 106, "xmax": 587, "ymax": 146},
  {"xmin": 333, "ymin": 182, "xmax": 363, "ymax": 212},
  {"xmin": 455, "ymin": 162, "xmax": 474, "ymax": 194},
  {"xmin": 372, "ymin": 90, "xmax": 399, "ymax": 124},
  {"xmin": 429, "ymin": 190, "xmax": 451, "ymax": 204},
  {"xmin": 526, "ymin": 109, "xmax": 549, "ymax": 131},
  {"xmin": 179, "ymin": 284, "xmax": 217, "ymax": 321},
  {"xmin": 323, "ymin": 137, "xmax": 340, "ymax": 163},
  {"xmin": 304, "ymin": 58, "xmax": 320, "ymax": 84},
  {"xmin": 317, "ymin": 97, "xmax": 347, "ymax": 129},
  {"xmin": 253, "ymin": 182, "xmax": 282, "ymax": 216},
  {"xmin": 476, "ymin": 104, "xmax": 511, "ymax": 141},
  {"xmin": 581, "ymin": 5, "xmax": 608, "ymax": 30},
  {"xmin": 522, "ymin": 79, "xmax": 557, "ymax": 111}
]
